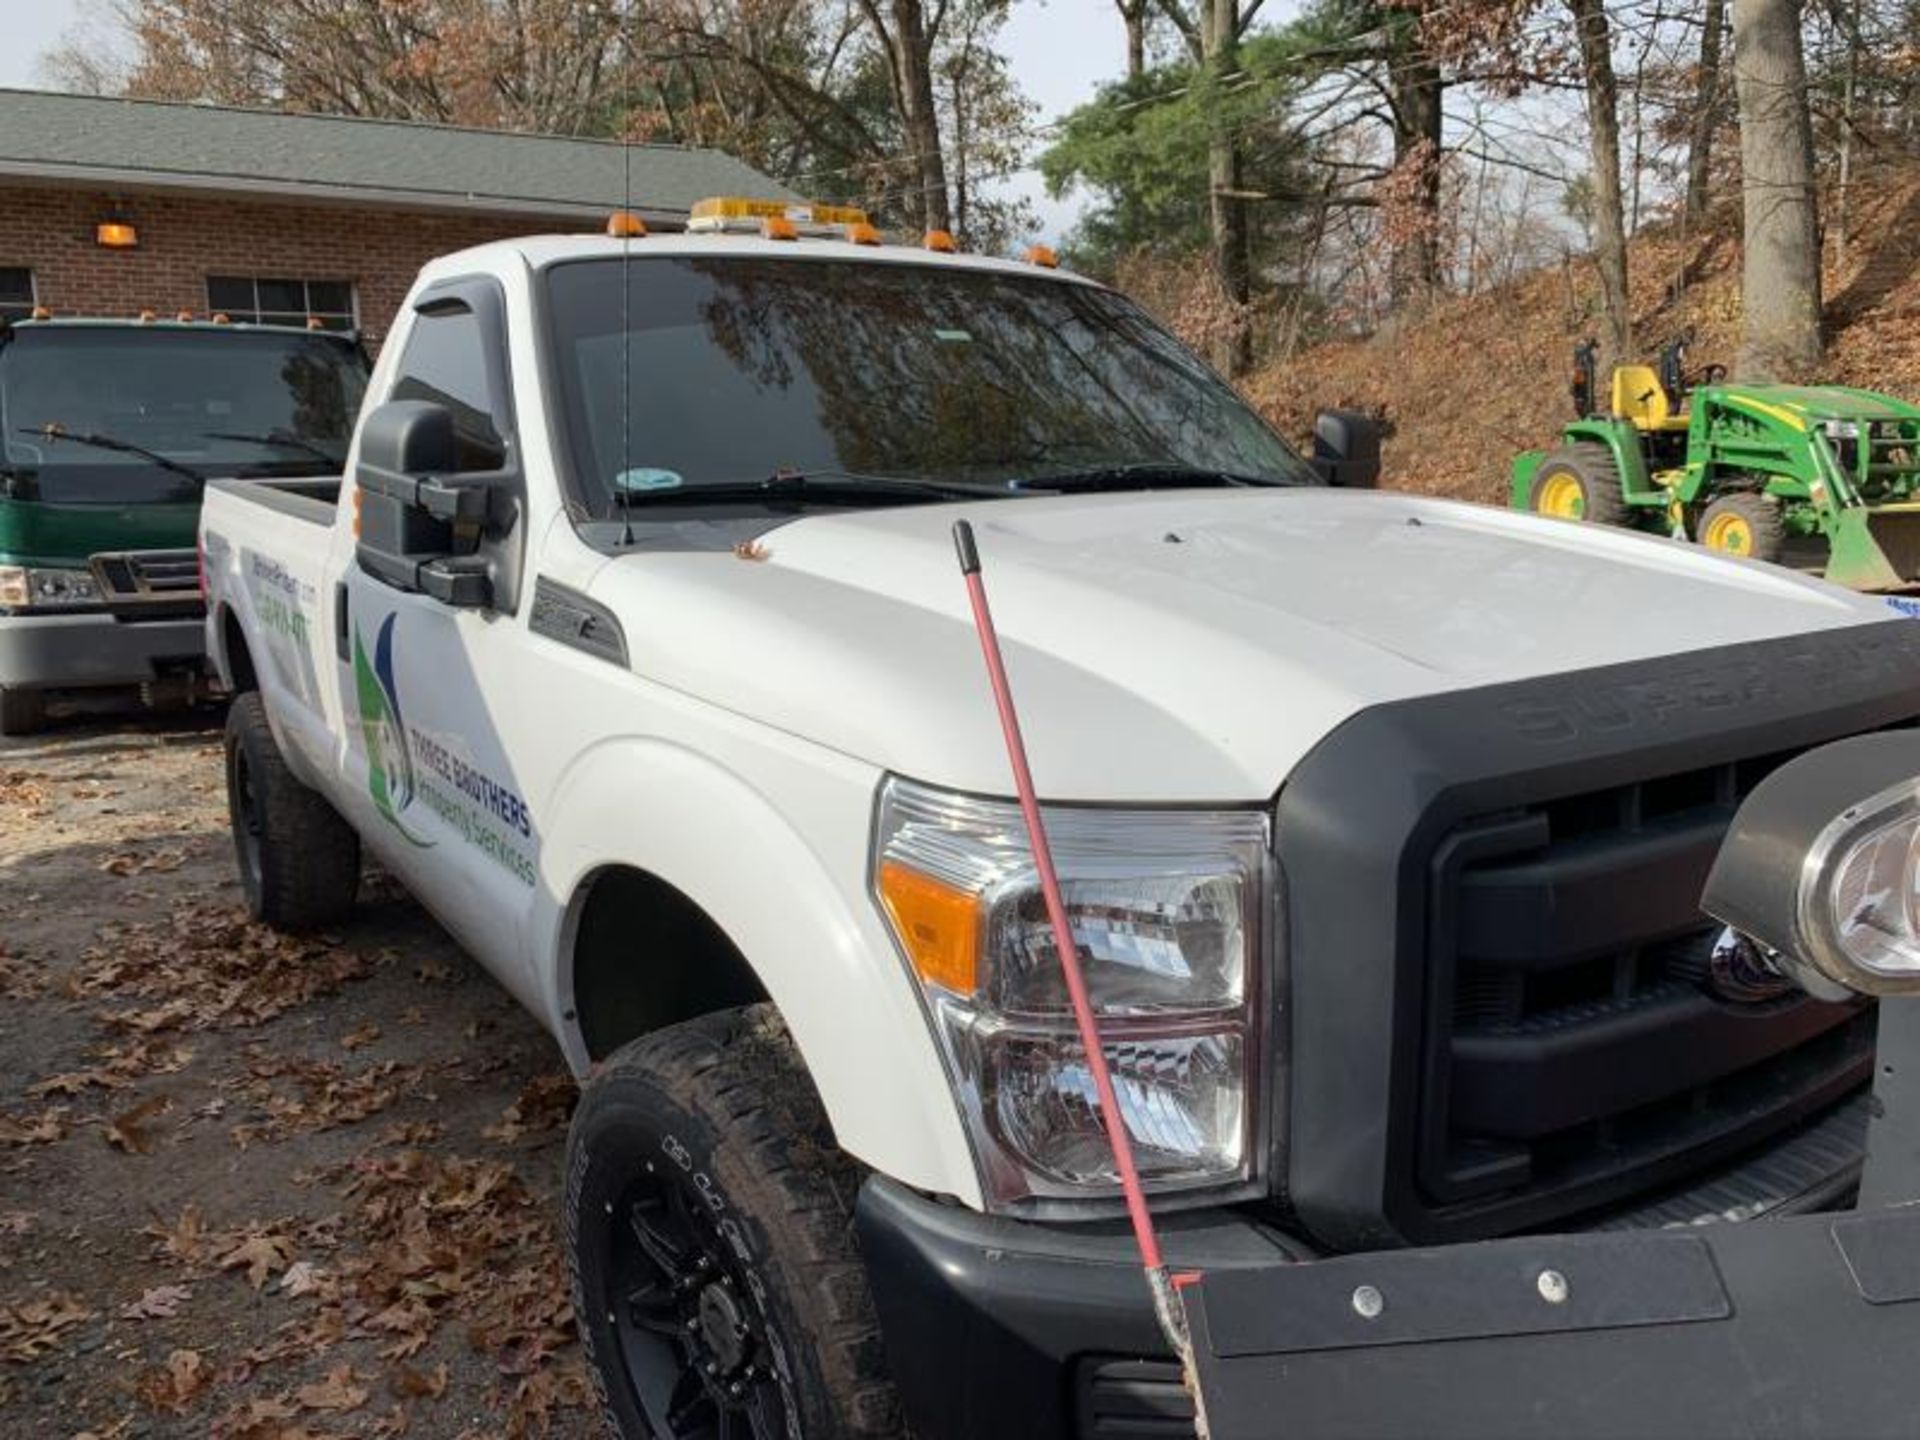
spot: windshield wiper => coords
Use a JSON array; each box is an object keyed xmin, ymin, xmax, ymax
[
  {"xmin": 1013, "ymin": 462, "xmax": 1286, "ymax": 494},
  {"xmin": 203, "ymin": 429, "xmax": 342, "ymax": 466},
  {"xmin": 15, "ymin": 426, "xmax": 206, "ymax": 484},
  {"xmin": 611, "ymin": 469, "xmax": 1007, "ymax": 509}
]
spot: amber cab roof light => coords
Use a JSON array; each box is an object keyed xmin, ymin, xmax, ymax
[
  {"xmin": 605, "ymin": 210, "xmax": 649, "ymax": 238},
  {"xmin": 923, "ymin": 229, "xmax": 957, "ymax": 253},
  {"xmin": 687, "ymin": 196, "xmax": 871, "ymax": 239},
  {"xmin": 1024, "ymin": 244, "xmax": 1060, "ymax": 269}
]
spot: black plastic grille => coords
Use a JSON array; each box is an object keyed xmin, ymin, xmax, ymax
[
  {"xmin": 1417, "ymin": 750, "xmax": 1877, "ymax": 1231},
  {"xmin": 90, "ymin": 548, "xmax": 203, "ymax": 620}
]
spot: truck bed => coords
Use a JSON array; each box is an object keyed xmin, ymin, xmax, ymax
[{"xmin": 207, "ymin": 475, "xmax": 343, "ymax": 526}]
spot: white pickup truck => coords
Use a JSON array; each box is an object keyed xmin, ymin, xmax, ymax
[{"xmin": 202, "ymin": 205, "xmax": 1920, "ymax": 1440}]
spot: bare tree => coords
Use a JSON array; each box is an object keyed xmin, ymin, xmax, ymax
[
  {"xmin": 1731, "ymin": 0, "xmax": 1823, "ymax": 377},
  {"xmin": 1568, "ymin": 0, "xmax": 1632, "ymax": 363},
  {"xmin": 1685, "ymin": 0, "xmax": 1728, "ymax": 221},
  {"xmin": 855, "ymin": 0, "xmax": 952, "ymax": 232}
]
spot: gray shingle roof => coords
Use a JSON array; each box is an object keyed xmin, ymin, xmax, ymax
[{"xmin": 0, "ymin": 87, "xmax": 798, "ymax": 219}]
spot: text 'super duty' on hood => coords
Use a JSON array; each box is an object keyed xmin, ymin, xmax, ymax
[{"xmin": 587, "ymin": 488, "xmax": 1897, "ymax": 803}]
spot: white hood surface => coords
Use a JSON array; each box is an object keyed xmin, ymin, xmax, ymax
[{"xmin": 591, "ymin": 488, "xmax": 1894, "ymax": 802}]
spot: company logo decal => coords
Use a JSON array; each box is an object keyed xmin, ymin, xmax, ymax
[
  {"xmin": 354, "ymin": 613, "xmax": 432, "ymax": 846},
  {"xmin": 350, "ymin": 610, "xmax": 537, "ymax": 886}
]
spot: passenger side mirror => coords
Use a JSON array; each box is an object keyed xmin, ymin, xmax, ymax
[
  {"xmin": 354, "ymin": 399, "xmax": 505, "ymax": 608},
  {"xmin": 1310, "ymin": 409, "xmax": 1383, "ymax": 489}
]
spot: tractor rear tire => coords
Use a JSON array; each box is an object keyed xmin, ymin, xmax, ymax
[
  {"xmin": 1528, "ymin": 444, "xmax": 1633, "ymax": 528},
  {"xmin": 1696, "ymin": 493, "xmax": 1786, "ymax": 565}
]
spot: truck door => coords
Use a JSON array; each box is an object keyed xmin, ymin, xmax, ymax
[{"xmin": 336, "ymin": 279, "xmax": 541, "ymax": 990}]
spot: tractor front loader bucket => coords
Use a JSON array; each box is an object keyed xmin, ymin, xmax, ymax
[{"xmin": 1826, "ymin": 505, "xmax": 1920, "ymax": 591}]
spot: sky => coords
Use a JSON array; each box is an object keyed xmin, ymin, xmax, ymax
[{"xmin": 0, "ymin": 0, "xmax": 1151, "ymax": 241}]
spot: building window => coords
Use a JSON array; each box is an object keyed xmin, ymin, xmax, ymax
[
  {"xmin": 0, "ymin": 268, "xmax": 35, "ymax": 321},
  {"xmin": 206, "ymin": 276, "xmax": 356, "ymax": 330}
]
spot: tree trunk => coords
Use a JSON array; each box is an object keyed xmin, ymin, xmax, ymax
[
  {"xmin": 1117, "ymin": 0, "xmax": 1149, "ymax": 78},
  {"xmin": 1387, "ymin": 36, "xmax": 1443, "ymax": 305},
  {"xmin": 889, "ymin": 0, "xmax": 951, "ymax": 234},
  {"xmin": 1202, "ymin": 0, "xmax": 1252, "ymax": 375},
  {"xmin": 1685, "ymin": 0, "xmax": 1726, "ymax": 222},
  {"xmin": 1731, "ymin": 0, "xmax": 1823, "ymax": 378},
  {"xmin": 1570, "ymin": 0, "xmax": 1633, "ymax": 365}
]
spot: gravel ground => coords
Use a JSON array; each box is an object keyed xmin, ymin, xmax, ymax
[{"xmin": 1, "ymin": 703, "xmax": 595, "ymax": 1439}]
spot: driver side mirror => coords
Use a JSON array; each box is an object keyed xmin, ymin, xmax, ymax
[
  {"xmin": 1310, "ymin": 409, "xmax": 1384, "ymax": 489},
  {"xmin": 354, "ymin": 399, "xmax": 501, "ymax": 608}
]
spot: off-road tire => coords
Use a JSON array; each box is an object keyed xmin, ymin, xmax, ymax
[
  {"xmin": 224, "ymin": 691, "xmax": 360, "ymax": 930},
  {"xmin": 1528, "ymin": 443, "xmax": 1634, "ymax": 527},
  {"xmin": 567, "ymin": 1004, "xmax": 902, "ymax": 1440},
  {"xmin": 0, "ymin": 686, "xmax": 47, "ymax": 736},
  {"xmin": 1696, "ymin": 492, "xmax": 1787, "ymax": 565}
]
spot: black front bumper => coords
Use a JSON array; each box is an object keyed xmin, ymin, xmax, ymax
[
  {"xmin": 856, "ymin": 1178, "xmax": 1282, "ymax": 1438},
  {"xmin": 860, "ymin": 1173, "xmax": 1920, "ymax": 1440}
]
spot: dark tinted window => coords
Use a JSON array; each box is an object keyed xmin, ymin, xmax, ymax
[
  {"xmin": 389, "ymin": 304, "xmax": 507, "ymax": 472},
  {"xmin": 0, "ymin": 327, "xmax": 369, "ymax": 503},
  {"xmin": 205, "ymin": 275, "xmax": 356, "ymax": 331},
  {"xmin": 0, "ymin": 268, "xmax": 33, "ymax": 322},
  {"xmin": 542, "ymin": 256, "xmax": 1312, "ymax": 516}
]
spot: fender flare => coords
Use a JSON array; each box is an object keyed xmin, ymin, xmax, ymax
[{"xmin": 533, "ymin": 736, "xmax": 982, "ymax": 1205}]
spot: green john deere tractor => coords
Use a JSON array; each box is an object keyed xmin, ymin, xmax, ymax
[{"xmin": 1511, "ymin": 336, "xmax": 1920, "ymax": 589}]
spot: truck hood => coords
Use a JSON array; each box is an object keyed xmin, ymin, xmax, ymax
[{"xmin": 591, "ymin": 488, "xmax": 1894, "ymax": 802}]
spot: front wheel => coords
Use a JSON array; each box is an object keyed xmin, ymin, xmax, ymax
[
  {"xmin": 1696, "ymin": 493, "xmax": 1787, "ymax": 565},
  {"xmin": 566, "ymin": 1005, "xmax": 901, "ymax": 1440}
]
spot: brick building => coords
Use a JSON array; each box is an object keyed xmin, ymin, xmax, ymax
[{"xmin": 0, "ymin": 88, "xmax": 793, "ymax": 346}]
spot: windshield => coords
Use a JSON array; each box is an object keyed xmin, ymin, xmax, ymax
[
  {"xmin": 542, "ymin": 256, "xmax": 1314, "ymax": 516},
  {"xmin": 0, "ymin": 327, "xmax": 368, "ymax": 503}
]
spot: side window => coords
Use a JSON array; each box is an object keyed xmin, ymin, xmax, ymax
[
  {"xmin": 389, "ymin": 303, "xmax": 507, "ymax": 472},
  {"xmin": 0, "ymin": 268, "xmax": 35, "ymax": 321}
]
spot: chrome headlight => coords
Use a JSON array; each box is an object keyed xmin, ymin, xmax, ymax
[
  {"xmin": 873, "ymin": 777, "xmax": 1269, "ymax": 1208},
  {"xmin": 0, "ymin": 565, "xmax": 100, "ymax": 610}
]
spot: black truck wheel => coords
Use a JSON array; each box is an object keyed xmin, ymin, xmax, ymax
[
  {"xmin": 0, "ymin": 686, "xmax": 47, "ymax": 737},
  {"xmin": 566, "ymin": 1004, "xmax": 901, "ymax": 1440},
  {"xmin": 1529, "ymin": 444, "xmax": 1633, "ymax": 527},
  {"xmin": 224, "ymin": 691, "xmax": 360, "ymax": 930},
  {"xmin": 1696, "ymin": 493, "xmax": 1787, "ymax": 564}
]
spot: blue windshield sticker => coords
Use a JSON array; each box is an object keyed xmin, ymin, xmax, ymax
[
  {"xmin": 1886, "ymin": 596, "xmax": 1920, "ymax": 619},
  {"xmin": 614, "ymin": 468, "xmax": 683, "ymax": 493}
]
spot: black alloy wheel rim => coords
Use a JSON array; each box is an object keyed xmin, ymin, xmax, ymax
[
  {"xmin": 604, "ymin": 1164, "xmax": 785, "ymax": 1439},
  {"xmin": 229, "ymin": 742, "xmax": 263, "ymax": 896}
]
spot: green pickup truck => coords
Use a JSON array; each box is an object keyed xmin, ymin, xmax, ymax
[{"xmin": 0, "ymin": 315, "xmax": 368, "ymax": 733}]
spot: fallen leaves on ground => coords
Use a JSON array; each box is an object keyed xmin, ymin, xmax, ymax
[
  {"xmin": 481, "ymin": 1074, "xmax": 575, "ymax": 1146},
  {"xmin": 73, "ymin": 896, "xmax": 376, "ymax": 1033},
  {"xmin": 99, "ymin": 848, "xmax": 186, "ymax": 877},
  {"xmin": 120, "ymin": 1283, "xmax": 192, "ymax": 1320},
  {"xmin": 229, "ymin": 1052, "xmax": 427, "ymax": 1148},
  {"xmin": 104, "ymin": 1094, "xmax": 175, "ymax": 1154},
  {"xmin": 0, "ymin": 1291, "xmax": 94, "ymax": 1362},
  {"xmin": 136, "ymin": 1347, "xmax": 208, "ymax": 1413},
  {"xmin": 0, "ymin": 1107, "xmax": 68, "ymax": 1147}
]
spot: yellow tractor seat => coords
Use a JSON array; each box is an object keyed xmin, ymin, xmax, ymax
[{"xmin": 1611, "ymin": 364, "xmax": 1690, "ymax": 432}]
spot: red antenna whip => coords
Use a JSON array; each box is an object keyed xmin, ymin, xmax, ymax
[{"xmin": 951, "ymin": 518, "xmax": 1209, "ymax": 1433}]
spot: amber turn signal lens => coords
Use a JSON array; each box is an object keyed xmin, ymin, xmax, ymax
[{"xmin": 877, "ymin": 861, "xmax": 979, "ymax": 995}]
